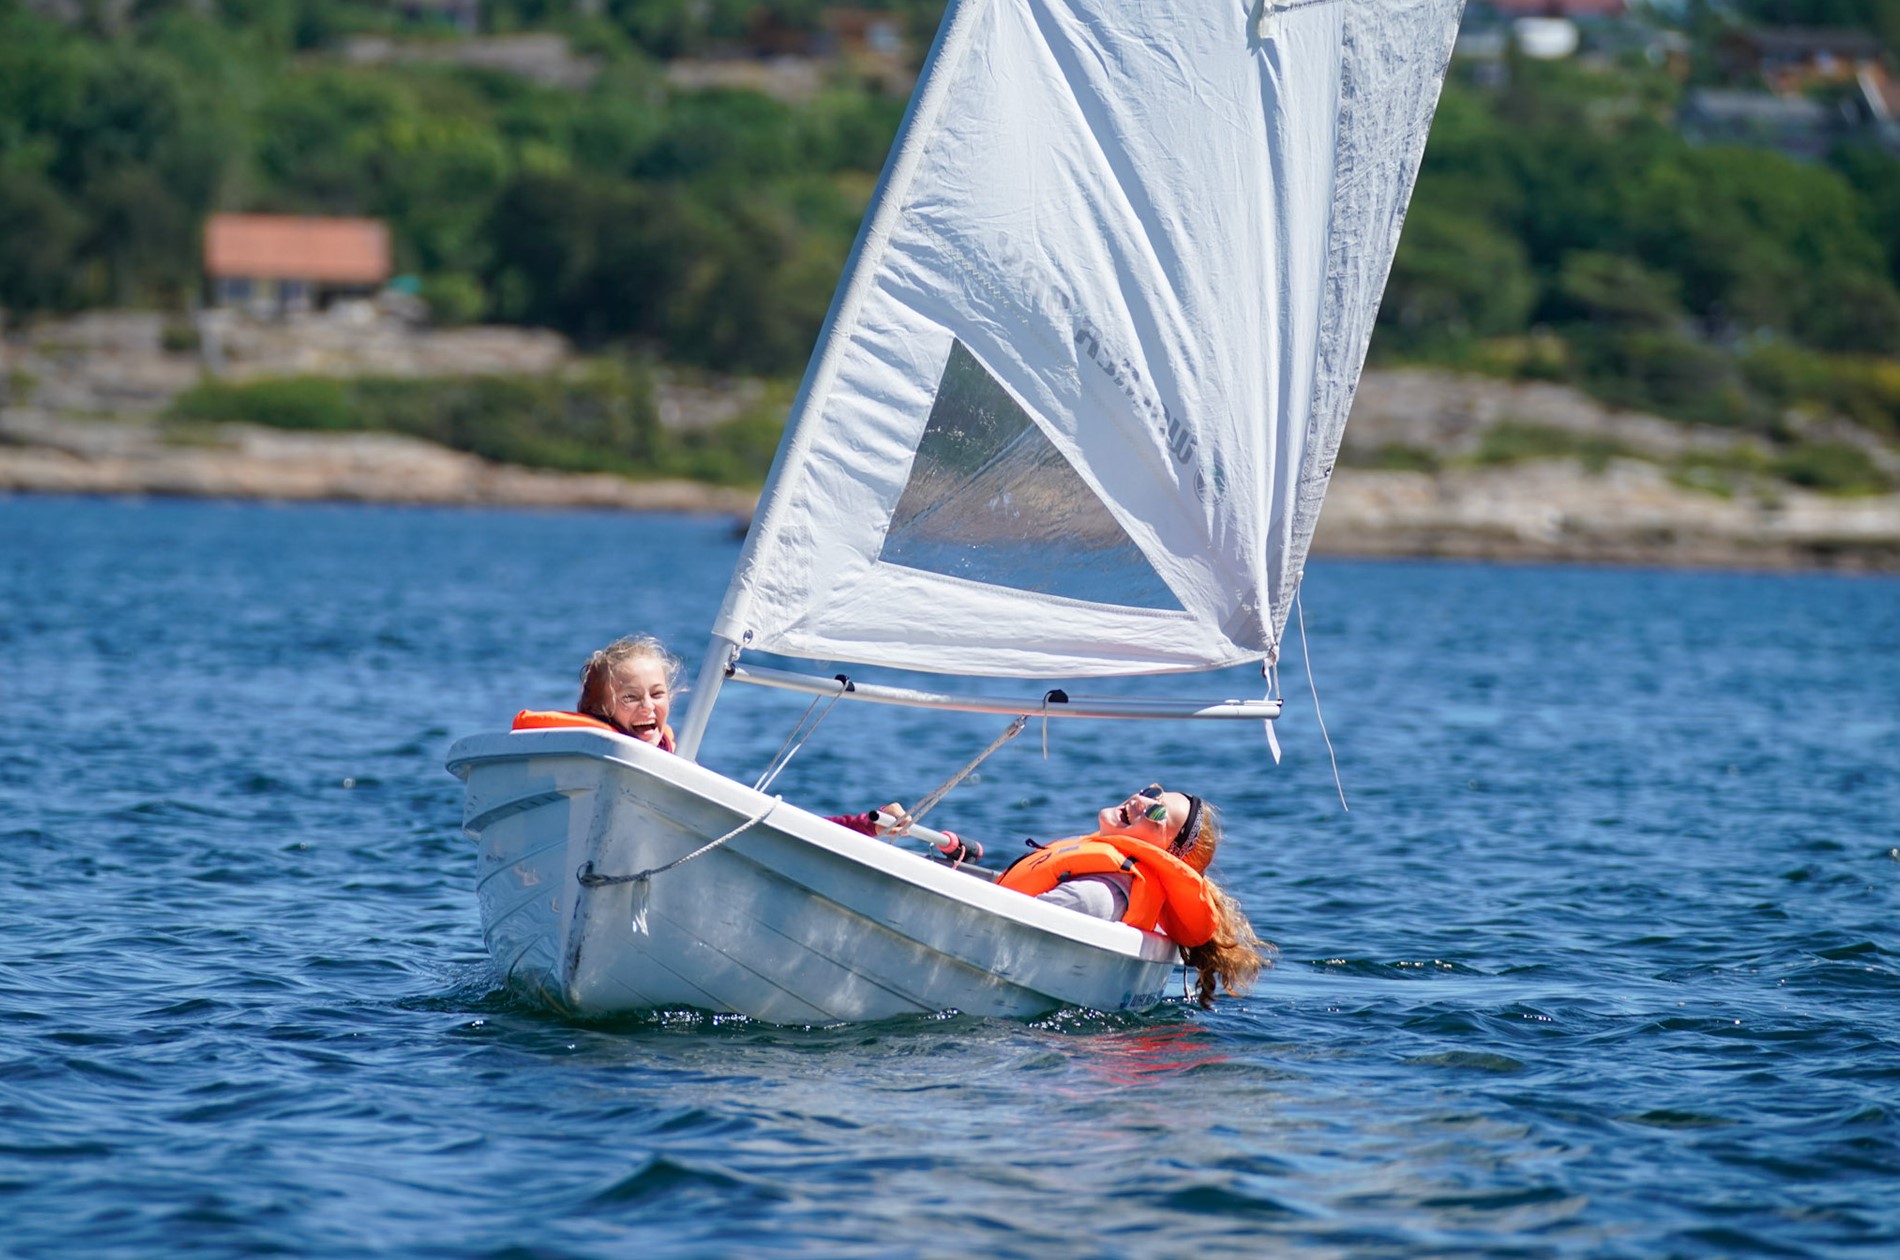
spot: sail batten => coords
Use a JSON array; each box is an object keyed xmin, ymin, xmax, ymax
[{"xmin": 717, "ymin": 0, "xmax": 1465, "ymax": 679}]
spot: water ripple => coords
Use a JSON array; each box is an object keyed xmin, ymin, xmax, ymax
[{"xmin": 3, "ymin": 499, "xmax": 1898, "ymax": 1258}]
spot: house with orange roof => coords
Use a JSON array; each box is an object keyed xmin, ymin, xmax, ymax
[{"xmin": 203, "ymin": 214, "xmax": 392, "ymax": 316}]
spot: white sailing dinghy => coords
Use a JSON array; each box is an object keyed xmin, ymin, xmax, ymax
[{"xmin": 448, "ymin": 0, "xmax": 1465, "ymax": 1022}]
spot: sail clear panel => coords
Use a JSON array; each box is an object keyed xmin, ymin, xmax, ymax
[
  {"xmin": 881, "ymin": 341, "xmax": 1183, "ymax": 610},
  {"xmin": 713, "ymin": 0, "xmax": 1465, "ymax": 678}
]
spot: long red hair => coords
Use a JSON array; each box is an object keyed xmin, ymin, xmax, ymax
[{"xmin": 1174, "ymin": 801, "xmax": 1272, "ymax": 1008}]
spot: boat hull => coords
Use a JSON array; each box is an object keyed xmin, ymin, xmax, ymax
[{"xmin": 446, "ymin": 729, "xmax": 1180, "ymax": 1023}]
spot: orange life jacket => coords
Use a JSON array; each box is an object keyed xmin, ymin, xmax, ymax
[
  {"xmin": 511, "ymin": 710, "xmax": 676, "ymax": 752},
  {"xmin": 997, "ymin": 834, "xmax": 1218, "ymax": 947}
]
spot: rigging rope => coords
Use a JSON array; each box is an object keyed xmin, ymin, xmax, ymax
[
  {"xmin": 1262, "ymin": 659, "xmax": 1283, "ymax": 764},
  {"xmin": 1295, "ymin": 590, "xmax": 1349, "ymax": 812},
  {"xmin": 1039, "ymin": 690, "xmax": 1059, "ymax": 760},
  {"xmin": 753, "ymin": 678, "xmax": 850, "ymax": 792},
  {"xmin": 752, "ymin": 677, "xmax": 1030, "ymax": 833},
  {"xmin": 906, "ymin": 713, "xmax": 1029, "ymax": 826},
  {"xmin": 576, "ymin": 797, "xmax": 783, "ymax": 935}
]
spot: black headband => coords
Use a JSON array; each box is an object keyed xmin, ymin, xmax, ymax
[{"xmin": 1173, "ymin": 794, "xmax": 1203, "ymax": 857}]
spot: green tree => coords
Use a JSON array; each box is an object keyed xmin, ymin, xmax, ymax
[
  {"xmin": 1739, "ymin": 0, "xmax": 1900, "ymax": 50},
  {"xmin": 635, "ymin": 88, "xmax": 805, "ymax": 181},
  {"xmin": 1380, "ymin": 201, "xmax": 1538, "ymax": 349},
  {"xmin": 254, "ymin": 69, "xmax": 409, "ymax": 212},
  {"xmin": 0, "ymin": 170, "xmax": 83, "ymax": 312},
  {"xmin": 602, "ymin": 0, "xmax": 797, "ymax": 59},
  {"xmin": 1628, "ymin": 146, "xmax": 1896, "ymax": 351},
  {"xmin": 485, "ymin": 169, "xmax": 687, "ymax": 343},
  {"xmin": 1549, "ymin": 251, "xmax": 1686, "ymax": 330},
  {"xmin": 371, "ymin": 110, "xmax": 512, "ymax": 274},
  {"xmin": 1830, "ymin": 143, "xmax": 1900, "ymax": 290},
  {"xmin": 660, "ymin": 182, "xmax": 846, "ymax": 371}
]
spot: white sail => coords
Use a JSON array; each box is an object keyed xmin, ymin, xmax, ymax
[{"xmin": 715, "ymin": 0, "xmax": 1465, "ymax": 678}]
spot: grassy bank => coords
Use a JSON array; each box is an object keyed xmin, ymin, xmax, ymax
[{"xmin": 167, "ymin": 363, "xmax": 790, "ymax": 487}]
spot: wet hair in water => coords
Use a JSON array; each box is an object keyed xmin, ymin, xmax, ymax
[{"xmin": 1175, "ymin": 802, "xmax": 1275, "ymax": 1007}]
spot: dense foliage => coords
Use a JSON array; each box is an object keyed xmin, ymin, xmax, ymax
[
  {"xmin": 1381, "ymin": 54, "xmax": 1900, "ymax": 441},
  {"xmin": 5, "ymin": 0, "xmax": 1900, "ymax": 482},
  {"xmin": 0, "ymin": 0, "xmax": 911, "ymax": 374},
  {"xmin": 1738, "ymin": 0, "xmax": 1900, "ymax": 51}
]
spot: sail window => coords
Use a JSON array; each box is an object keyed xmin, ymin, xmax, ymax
[{"xmin": 879, "ymin": 341, "xmax": 1183, "ymax": 611}]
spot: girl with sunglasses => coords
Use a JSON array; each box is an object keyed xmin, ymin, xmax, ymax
[{"xmin": 994, "ymin": 784, "xmax": 1268, "ymax": 1009}]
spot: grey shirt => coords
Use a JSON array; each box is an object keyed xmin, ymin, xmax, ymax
[{"xmin": 1037, "ymin": 872, "xmax": 1132, "ymax": 921}]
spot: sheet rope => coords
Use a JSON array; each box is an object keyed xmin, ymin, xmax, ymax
[
  {"xmin": 753, "ymin": 678, "xmax": 851, "ymax": 791},
  {"xmin": 1296, "ymin": 591, "xmax": 1349, "ymax": 812},
  {"xmin": 576, "ymin": 797, "xmax": 783, "ymax": 935},
  {"xmin": 905, "ymin": 713, "xmax": 1029, "ymax": 826},
  {"xmin": 576, "ymin": 798, "xmax": 782, "ymax": 889}
]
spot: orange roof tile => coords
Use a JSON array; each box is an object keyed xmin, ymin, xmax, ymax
[{"xmin": 204, "ymin": 214, "xmax": 392, "ymax": 285}]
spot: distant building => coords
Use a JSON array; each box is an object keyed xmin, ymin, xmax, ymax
[
  {"xmin": 1516, "ymin": 17, "xmax": 1581, "ymax": 59},
  {"xmin": 1455, "ymin": 24, "xmax": 1511, "ymax": 60},
  {"xmin": 1859, "ymin": 62, "xmax": 1900, "ymax": 122},
  {"xmin": 1721, "ymin": 26, "xmax": 1887, "ymax": 94},
  {"xmin": 1850, "ymin": 63, "xmax": 1900, "ymax": 152},
  {"xmin": 1678, "ymin": 88, "xmax": 1835, "ymax": 160},
  {"xmin": 819, "ymin": 7, "xmax": 907, "ymax": 59},
  {"xmin": 745, "ymin": 9, "xmax": 823, "ymax": 57},
  {"xmin": 1458, "ymin": 0, "xmax": 1633, "ymax": 67},
  {"xmin": 665, "ymin": 7, "xmax": 914, "ymax": 104},
  {"xmin": 204, "ymin": 214, "xmax": 392, "ymax": 316},
  {"xmin": 343, "ymin": 33, "xmax": 599, "ymax": 90},
  {"xmin": 729, "ymin": 6, "xmax": 908, "ymax": 61}
]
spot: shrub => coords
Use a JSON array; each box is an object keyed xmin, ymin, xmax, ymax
[
  {"xmin": 1472, "ymin": 421, "xmax": 1634, "ymax": 473},
  {"xmin": 1743, "ymin": 343, "xmax": 1900, "ymax": 441},
  {"xmin": 420, "ymin": 273, "xmax": 488, "ymax": 327},
  {"xmin": 1668, "ymin": 446, "xmax": 1772, "ymax": 500},
  {"xmin": 164, "ymin": 362, "xmax": 786, "ymax": 486},
  {"xmin": 1341, "ymin": 443, "xmax": 1441, "ymax": 473},
  {"xmin": 1568, "ymin": 327, "xmax": 1760, "ymax": 429},
  {"xmin": 160, "ymin": 319, "xmax": 200, "ymax": 354},
  {"xmin": 172, "ymin": 376, "xmax": 355, "ymax": 430},
  {"xmin": 1774, "ymin": 441, "xmax": 1893, "ymax": 496}
]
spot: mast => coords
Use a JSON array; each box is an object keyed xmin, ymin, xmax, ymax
[{"xmin": 673, "ymin": 633, "xmax": 737, "ymax": 762}]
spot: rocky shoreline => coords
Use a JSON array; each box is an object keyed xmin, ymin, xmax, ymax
[
  {"xmin": 5, "ymin": 312, "xmax": 1898, "ymax": 569},
  {"xmin": 8, "ymin": 406, "xmax": 1897, "ymax": 570},
  {"xmin": 1315, "ymin": 461, "xmax": 1900, "ymax": 571},
  {"xmin": 1315, "ymin": 369, "xmax": 1900, "ymax": 571},
  {"xmin": 0, "ymin": 410, "xmax": 756, "ymax": 516}
]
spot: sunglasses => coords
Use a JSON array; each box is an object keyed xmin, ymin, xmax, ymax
[
  {"xmin": 1131, "ymin": 784, "xmax": 1171, "ymax": 823},
  {"xmin": 1133, "ymin": 783, "xmax": 1203, "ymax": 856}
]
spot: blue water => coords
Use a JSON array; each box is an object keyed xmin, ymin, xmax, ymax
[{"xmin": 3, "ymin": 494, "xmax": 1898, "ymax": 1258}]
